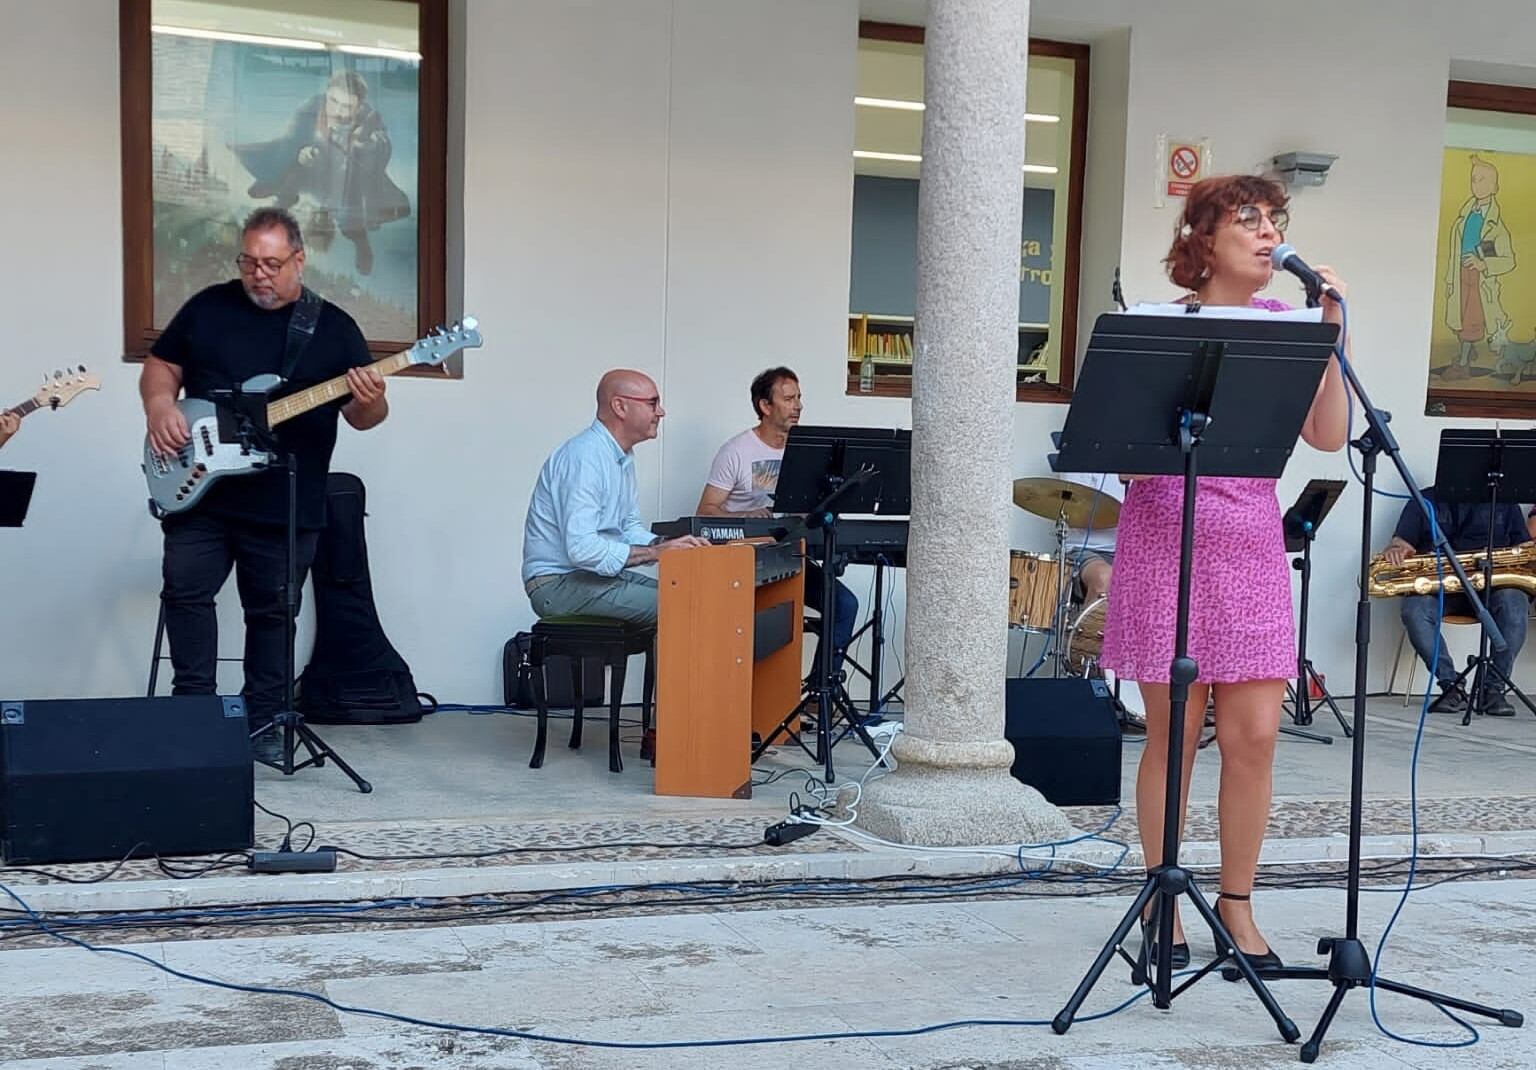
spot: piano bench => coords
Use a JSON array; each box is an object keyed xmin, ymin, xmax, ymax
[{"xmin": 526, "ymin": 618, "xmax": 656, "ymax": 774}]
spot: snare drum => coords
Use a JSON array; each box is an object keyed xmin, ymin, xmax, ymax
[
  {"xmin": 1008, "ymin": 551, "xmax": 1062, "ymax": 633},
  {"xmin": 1066, "ymin": 595, "xmax": 1107, "ymax": 675}
]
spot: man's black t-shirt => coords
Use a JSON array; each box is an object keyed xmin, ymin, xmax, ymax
[{"xmin": 152, "ymin": 280, "xmax": 372, "ymax": 529}]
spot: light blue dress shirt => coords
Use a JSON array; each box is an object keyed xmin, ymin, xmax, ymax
[{"xmin": 522, "ymin": 420, "xmax": 656, "ymax": 583}]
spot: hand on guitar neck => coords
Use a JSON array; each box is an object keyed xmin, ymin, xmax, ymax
[
  {"xmin": 3, "ymin": 365, "xmax": 102, "ymax": 448},
  {"xmin": 341, "ymin": 365, "xmax": 388, "ymax": 430}
]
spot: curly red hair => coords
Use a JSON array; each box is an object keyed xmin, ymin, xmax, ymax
[{"xmin": 1163, "ymin": 174, "xmax": 1290, "ymax": 291}]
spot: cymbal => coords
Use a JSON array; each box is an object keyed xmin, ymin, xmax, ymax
[{"xmin": 1011, "ymin": 476, "xmax": 1120, "ymax": 529}]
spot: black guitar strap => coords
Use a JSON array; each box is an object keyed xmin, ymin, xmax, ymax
[{"xmin": 281, "ymin": 287, "xmax": 323, "ymax": 381}]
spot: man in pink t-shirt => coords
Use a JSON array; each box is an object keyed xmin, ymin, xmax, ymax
[{"xmin": 696, "ymin": 367, "xmax": 859, "ymax": 685}]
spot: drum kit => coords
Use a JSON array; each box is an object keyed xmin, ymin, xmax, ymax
[{"xmin": 1008, "ymin": 476, "xmax": 1118, "ymax": 681}]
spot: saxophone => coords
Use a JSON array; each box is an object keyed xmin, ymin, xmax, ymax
[{"xmin": 1367, "ymin": 541, "xmax": 1536, "ymax": 598}]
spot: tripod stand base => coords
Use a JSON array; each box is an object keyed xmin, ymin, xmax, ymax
[
  {"xmin": 1052, "ymin": 866, "xmax": 1300, "ymax": 1042},
  {"xmin": 751, "ymin": 675, "xmax": 882, "ymax": 783},
  {"xmin": 252, "ymin": 710, "xmax": 372, "ymax": 793},
  {"xmin": 1220, "ymin": 936, "xmax": 1522, "ymax": 1062}
]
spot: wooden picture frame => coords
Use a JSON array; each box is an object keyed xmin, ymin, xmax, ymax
[
  {"xmin": 119, "ymin": 0, "xmax": 450, "ymax": 371},
  {"xmin": 1423, "ymin": 81, "xmax": 1536, "ymax": 418}
]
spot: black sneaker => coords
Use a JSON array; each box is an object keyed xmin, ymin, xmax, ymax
[
  {"xmin": 1479, "ymin": 688, "xmax": 1517, "ymax": 717},
  {"xmin": 249, "ymin": 721, "xmax": 284, "ymax": 765},
  {"xmin": 1428, "ymin": 684, "xmax": 1469, "ymax": 714}
]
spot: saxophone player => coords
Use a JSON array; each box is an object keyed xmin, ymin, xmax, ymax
[{"xmin": 1382, "ymin": 488, "xmax": 1532, "ymax": 715}]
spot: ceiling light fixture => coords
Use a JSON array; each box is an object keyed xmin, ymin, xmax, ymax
[
  {"xmin": 152, "ymin": 24, "xmax": 326, "ymax": 50},
  {"xmin": 855, "ymin": 96, "xmax": 1059, "ymax": 123},
  {"xmin": 853, "ymin": 150, "xmax": 1058, "ymax": 175},
  {"xmin": 338, "ymin": 44, "xmax": 422, "ymax": 62}
]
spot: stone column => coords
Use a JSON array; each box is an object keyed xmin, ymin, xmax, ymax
[{"xmin": 858, "ymin": 0, "xmax": 1072, "ymax": 845}]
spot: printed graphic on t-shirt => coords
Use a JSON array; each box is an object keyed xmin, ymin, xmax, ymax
[{"xmin": 752, "ymin": 459, "xmax": 782, "ymax": 496}]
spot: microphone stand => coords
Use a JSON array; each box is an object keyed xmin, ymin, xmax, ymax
[{"xmin": 1240, "ymin": 288, "xmax": 1521, "ymax": 1062}]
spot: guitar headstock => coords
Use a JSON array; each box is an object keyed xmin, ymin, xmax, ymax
[
  {"xmin": 406, "ymin": 317, "xmax": 483, "ymax": 368},
  {"xmin": 34, "ymin": 365, "xmax": 102, "ymax": 410}
]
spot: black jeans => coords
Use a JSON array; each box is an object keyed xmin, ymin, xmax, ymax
[
  {"xmin": 803, "ymin": 560, "xmax": 859, "ymax": 683},
  {"xmin": 161, "ymin": 512, "xmax": 319, "ymax": 723}
]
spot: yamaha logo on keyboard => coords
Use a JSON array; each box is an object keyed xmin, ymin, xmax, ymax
[{"xmin": 701, "ymin": 524, "xmax": 747, "ymax": 542}]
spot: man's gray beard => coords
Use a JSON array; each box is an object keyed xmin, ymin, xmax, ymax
[{"xmin": 243, "ymin": 285, "xmax": 287, "ymax": 311}]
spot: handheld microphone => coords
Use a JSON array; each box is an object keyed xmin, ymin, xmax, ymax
[{"xmin": 1271, "ymin": 243, "xmax": 1341, "ymax": 302}]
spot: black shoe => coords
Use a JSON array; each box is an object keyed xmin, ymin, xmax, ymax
[
  {"xmin": 1139, "ymin": 907, "xmax": 1190, "ymax": 970},
  {"xmin": 1150, "ymin": 939, "xmax": 1191, "ymax": 970},
  {"xmin": 1428, "ymin": 683, "xmax": 1469, "ymax": 715},
  {"xmin": 1215, "ymin": 894, "xmax": 1282, "ymax": 978},
  {"xmin": 249, "ymin": 721, "xmax": 283, "ymax": 765},
  {"xmin": 1479, "ymin": 688, "xmax": 1517, "ymax": 717}
]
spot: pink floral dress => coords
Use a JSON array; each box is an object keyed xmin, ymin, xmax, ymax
[{"xmin": 1099, "ymin": 298, "xmax": 1299, "ymax": 684}]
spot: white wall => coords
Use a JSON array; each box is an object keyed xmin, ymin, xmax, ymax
[{"xmin": 5, "ymin": 0, "xmax": 1536, "ymax": 704}]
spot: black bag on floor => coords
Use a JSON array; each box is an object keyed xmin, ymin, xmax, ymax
[
  {"xmin": 297, "ymin": 473, "xmax": 433, "ymax": 724},
  {"xmin": 503, "ymin": 632, "xmax": 606, "ymax": 708}
]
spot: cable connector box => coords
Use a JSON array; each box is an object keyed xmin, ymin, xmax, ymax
[
  {"xmin": 763, "ymin": 819, "xmax": 818, "ymax": 847},
  {"xmin": 248, "ymin": 848, "xmax": 337, "ymax": 873}
]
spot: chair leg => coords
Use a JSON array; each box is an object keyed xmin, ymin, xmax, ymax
[
  {"xmin": 147, "ymin": 599, "xmax": 168, "ymax": 699},
  {"xmin": 640, "ymin": 643, "xmax": 656, "ymax": 764},
  {"xmin": 1388, "ymin": 629, "xmax": 1405, "ymax": 703},
  {"xmin": 529, "ymin": 642, "xmax": 550, "ymax": 769},
  {"xmin": 642, "ymin": 643, "xmax": 655, "ymax": 733},
  {"xmin": 568, "ymin": 656, "xmax": 585, "ymax": 749},
  {"xmin": 608, "ymin": 654, "xmax": 628, "ymax": 774}
]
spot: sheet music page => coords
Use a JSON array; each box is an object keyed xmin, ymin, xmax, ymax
[{"xmin": 1122, "ymin": 302, "xmax": 1324, "ymax": 322}]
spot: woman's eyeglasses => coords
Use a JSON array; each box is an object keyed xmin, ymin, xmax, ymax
[{"xmin": 1234, "ymin": 204, "xmax": 1289, "ymax": 234}]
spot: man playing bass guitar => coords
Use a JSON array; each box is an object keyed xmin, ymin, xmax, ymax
[{"xmin": 139, "ymin": 207, "xmax": 388, "ymax": 762}]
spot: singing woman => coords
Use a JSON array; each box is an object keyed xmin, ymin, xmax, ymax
[{"xmin": 1100, "ymin": 174, "xmax": 1350, "ymax": 968}]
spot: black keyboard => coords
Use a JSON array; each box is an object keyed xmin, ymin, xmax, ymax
[{"xmin": 652, "ymin": 516, "xmax": 908, "ymax": 567}]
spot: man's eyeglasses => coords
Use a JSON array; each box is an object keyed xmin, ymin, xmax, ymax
[
  {"xmin": 234, "ymin": 251, "xmax": 300, "ymax": 276},
  {"xmin": 616, "ymin": 394, "xmax": 662, "ymax": 409},
  {"xmin": 1234, "ymin": 204, "xmax": 1289, "ymax": 234}
]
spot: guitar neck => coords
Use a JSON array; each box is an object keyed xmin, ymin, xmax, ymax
[
  {"xmin": 265, "ymin": 349, "xmax": 412, "ymax": 427},
  {"xmin": 4, "ymin": 398, "xmax": 42, "ymax": 420}
]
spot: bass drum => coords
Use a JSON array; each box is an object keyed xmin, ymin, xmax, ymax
[{"xmin": 1066, "ymin": 595, "xmax": 1107, "ymax": 677}]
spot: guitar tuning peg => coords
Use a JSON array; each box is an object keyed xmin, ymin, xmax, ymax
[
  {"xmin": 53, "ymin": 369, "xmax": 62, "ymax": 379},
  {"xmin": 77, "ymin": 364, "xmax": 87, "ymax": 372}
]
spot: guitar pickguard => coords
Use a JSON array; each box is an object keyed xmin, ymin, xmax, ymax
[{"xmin": 142, "ymin": 398, "xmax": 276, "ymax": 515}]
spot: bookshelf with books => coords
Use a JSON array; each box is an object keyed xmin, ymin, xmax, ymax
[{"xmin": 846, "ymin": 313, "xmax": 1051, "ymax": 398}]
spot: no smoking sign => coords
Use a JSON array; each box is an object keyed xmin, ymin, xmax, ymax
[
  {"xmin": 1167, "ymin": 142, "xmax": 1204, "ymax": 194},
  {"xmin": 1165, "ymin": 141, "xmax": 1204, "ymax": 197}
]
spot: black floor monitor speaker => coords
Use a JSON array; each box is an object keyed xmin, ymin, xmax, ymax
[
  {"xmin": 0, "ymin": 695, "xmax": 254, "ymax": 865},
  {"xmin": 1004, "ymin": 677, "xmax": 1123, "ymax": 806}
]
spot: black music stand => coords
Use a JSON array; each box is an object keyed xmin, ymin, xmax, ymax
[
  {"xmin": 1433, "ymin": 428, "xmax": 1536, "ymax": 723},
  {"xmin": 0, "ymin": 471, "xmax": 36, "ymax": 527},
  {"xmin": 753, "ymin": 425, "xmax": 907, "ymax": 783},
  {"xmin": 1049, "ymin": 311, "xmax": 1339, "ymax": 1040},
  {"xmin": 1282, "ymin": 478, "xmax": 1350, "ymax": 742},
  {"xmin": 205, "ymin": 384, "xmax": 371, "ymax": 793}
]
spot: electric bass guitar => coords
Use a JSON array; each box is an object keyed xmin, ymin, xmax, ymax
[
  {"xmin": 143, "ymin": 317, "xmax": 481, "ymax": 516},
  {"xmin": 5, "ymin": 366, "xmax": 102, "ymax": 424}
]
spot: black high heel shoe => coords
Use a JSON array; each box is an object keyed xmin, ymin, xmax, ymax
[
  {"xmin": 1215, "ymin": 892, "xmax": 1281, "ymax": 973},
  {"xmin": 1139, "ymin": 902, "xmax": 1190, "ymax": 970}
]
